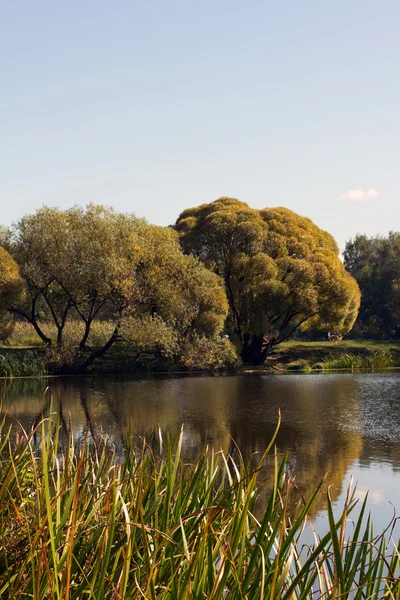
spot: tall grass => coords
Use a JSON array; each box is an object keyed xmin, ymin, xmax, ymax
[
  {"xmin": 3, "ymin": 320, "xmax": 115, "ymax": 348},
  {"xmin": 316, "ymin": 351, "xmax": 396, "ymax": 371},
  {"xmin": 0, "ymin": 413, "xmax": 398, "ymax": 599},
  {"xmin": 0, "ymin": 348, "xmax": 46, "ymax": 377}
]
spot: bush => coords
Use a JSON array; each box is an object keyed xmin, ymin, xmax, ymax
[{"xmin": 178, "ymin": 335, "xmax": 240, "ymax": 370}]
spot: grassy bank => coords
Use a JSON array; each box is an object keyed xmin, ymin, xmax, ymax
[
  {"xmin": 269, "ymin": 339, "xmax": 400, "ymax": 372},
  {"xmin": 3, "ymin": 321, "xmax": 400, "ymax": 376},
  {"xmin": 1, "ymin": 321, "xmax": 237, "ymax": 376},
  {"xmin": 0, "ymin": 347, "xmax": 47, "ymax": 377},
  {"xmin": 0, "ymin": 415, "xmax": 398, "ymax": 599},
  {"xmin": 0, "ymin": 343, "xmax": 182, "ymax": 377}
]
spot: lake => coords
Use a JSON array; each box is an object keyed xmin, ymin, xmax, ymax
[{"xmin": 2, "ymin": 371, "xmax": 400, "ymax": 532}]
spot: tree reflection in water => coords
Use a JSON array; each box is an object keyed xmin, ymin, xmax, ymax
[{"xmin": 2, "ymin": 372, "xmax": 399, "ymax": 516}]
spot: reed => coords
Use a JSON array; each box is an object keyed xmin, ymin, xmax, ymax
[
  {"xmin": 0, "ymin": 348, "xmax": 46, "ymax": 377},
  {"xmin": 317, "ymin": 351, "xmax": 396, "ymax": 371},
  {"xmin": 0, "ymin": 414, "xmax": 398, "ymax": 599}
]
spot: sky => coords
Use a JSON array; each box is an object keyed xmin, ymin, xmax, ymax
[{"xmin": 1, "ymin": 0, "xmax": 399, "ymax": 249}]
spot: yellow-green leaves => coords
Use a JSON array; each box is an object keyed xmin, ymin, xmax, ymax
[
  {"xmin": 0, "ymin": 247, "xmax": 24, "ymax": 310},
  {"xmin": 176, "ymin": 197, "xmax": 360, "ymax": 363},
  {"xmin": 119, "ymin": 225, "xmax": 229, "ymax": 362},
  {"xmin": 6, "ymin": 205, "xmax": 231, "ymax": 371},
  {"xmin": 0, "ymin": 246, "xmax": 25, "ymax": 340}
]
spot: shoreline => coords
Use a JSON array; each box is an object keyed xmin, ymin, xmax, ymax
[{"xmin": 2, "ymin": 339, "xmax": 400, "ymax": 378}]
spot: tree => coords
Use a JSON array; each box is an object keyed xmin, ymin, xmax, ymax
[
  {"xmin": 175, "ymin": 197, "xmax": 360, "ymax": 363},
  {"xmin": 6, "ymin": 205, "xmax": 229, "ymax": 371},
  {"xmin": 344, "ymin": 233, "xmax": 400, "ymax": 338},
  {"xmin": 119, "ymin": 221, "xmax": 230, "ymax": 364},
  {"xmin": 0, "ymin": 246, "xmax": 25, "ymax": 340},
  {"xmin": 7, "ymin": 204, "xmax": 140, "ymax": 361}
]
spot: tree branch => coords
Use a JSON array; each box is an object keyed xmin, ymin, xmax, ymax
[
  {"xmin": 225, "ymin": 275, "xmax": 243, "ymax": 343},
  {"xmin": 54, "ymin": 278, "xmax": 87, "ymax": 323},
  {"xmin": 9, "ymin": 295, "xmax": 52, "ymax": 346},
  {"xmin": 42, "ymin": 289, "xmax": 61, "ymax": 329},
  {"xmin": 78, "ymin": 324, "xmax": 120, "ymax": 371},
  {"xmin": 275, "ymin": 314, "xmax": 316, "ymax": 345}
]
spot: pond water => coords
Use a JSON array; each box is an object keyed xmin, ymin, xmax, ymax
[{"xmin": 2, "ymin": 372, "xmax": 400, "ymax": 532}]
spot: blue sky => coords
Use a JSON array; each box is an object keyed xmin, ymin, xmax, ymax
[{"xmin": 1, "ymin": 1, "xmax": 399, "ymax": 248}]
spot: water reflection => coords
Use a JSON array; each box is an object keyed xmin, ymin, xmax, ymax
[{"xmin": 2, "ymin": 373, "xmax": 400, "ymax": 515}]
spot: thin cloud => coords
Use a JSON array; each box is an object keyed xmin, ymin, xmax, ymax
[
  {"xmin": 340, "ymin": 188, "xmax": 380, "ymax": 202},
  {"xmin": 354, "ymin": 488, "xmax": 385, "ymax": 505}
]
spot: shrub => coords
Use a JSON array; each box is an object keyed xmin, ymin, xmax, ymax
[{"xmin": 178, "ymin": 335, "xmax": 240, "ymax": 370}]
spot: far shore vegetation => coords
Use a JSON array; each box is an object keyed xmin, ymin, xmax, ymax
[
  {"xmin": 0, "ymin": 198, "xmax": 400, "ymax": 376},
  {"xmin": 2, "ymin": 325, "xmax": 400, "ymax": 377}
]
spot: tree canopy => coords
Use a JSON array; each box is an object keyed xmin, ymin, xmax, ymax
[
  {"xmin": 6, "ymin": 205, "xmax": 229, "ymax": 371},
  {"xmin": 0, "ymin": 246, "xmax": 25, "ymax": 340},
  {"xmin": 344, "ymin": 232, "xmax": 400, "ymax": 338},
  {"xmin": 176, "ymin": 197, "xmax": 360, "ymax": 363}
]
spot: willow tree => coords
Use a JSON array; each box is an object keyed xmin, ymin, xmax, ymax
[
  {"xmin": 116, "ymin": 221, "xmax": 229, "ymax": 362},
  {"xmin": 175, "ymin": 197, "xmax": 360, "ymax": 364},
  {"xmin": 6, "ymin": 205, "xmax": 229, "ymax": 371},
  {"xmin": 6, "ymin": 205, "xmax": 140, "ymax": 357},
  {"xmin": 0, "ymin": 246, "xmax": 25, "ymax": 340}
]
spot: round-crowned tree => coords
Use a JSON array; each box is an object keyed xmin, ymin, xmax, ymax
[{"xmin": 175, "ymin": 197, "xmax": 360, "ymax": 364}]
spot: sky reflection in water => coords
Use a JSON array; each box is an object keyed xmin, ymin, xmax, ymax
[{"xmin": 2, "ymin": 372, "xmax": 400, "ymax": 532}]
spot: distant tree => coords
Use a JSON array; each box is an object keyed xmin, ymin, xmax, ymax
[
  {"xmin": 7, "ymin": 205, "xmax": 229, "ymax": 371},
  {"xmin": 0, "ymin": 246, "xmax": 25, "ymax": 340},
  {"xmin": 344, "ymin": 232, "xmax": 400, "ymax": 338},
  {"xmin": 176, "ymin": 197, "xmax": 360, "ymax": 363}
]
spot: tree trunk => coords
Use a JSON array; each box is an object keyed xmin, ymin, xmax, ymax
[
  {"xmin": 241, "ymin": 334, "xmax": 268, "ymax": 365},
  {"xmin": 31, "ymin": 318, "xmax": 52, "ymax": 346},
  {"xmin": 79, "ymin": 318, "xmax": 92, "ymax": 352},
  {"xmin": 9, "ymin": 302, "xmax": 52, "ymax": 346},
  {"xmin": 74, "ymin": 326, "xmax": 120, "ymax": 372}
]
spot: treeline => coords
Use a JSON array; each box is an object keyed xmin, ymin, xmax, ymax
[
  {"xmin": 344, "ymin": 232, "xmax": 400, "ymax": 339},
  {"xmin": 0, "ymin": 198, "xmax": 361, "ymax": 372}
]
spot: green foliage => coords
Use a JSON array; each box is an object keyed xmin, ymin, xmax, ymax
[
  {"xmin": 319, "ymin": 351, "xmax": 394, "ymax": 370},
  {"xmin": 0, "ymin": 226, "xmax": 12, "ymax": 251},
  {"xmin": 344, "ymin": 232, "xmax": 400, "ymax": 338},
  {"xmin": 284, "ymin": 361, "xmax": 313, "ymax": 372},
  {"xmin": 177, "ymin": 334, "xmax": 239, "ymax": 370},
  {"xmin": 0, "ymin": 416, "xmax": 398, "ymax": 599},
  {"xmin": 123, "ymin": 315, "xmax": 180, "ymax": 357},
  {"xmin": 0, "ymin": 348, "xmax": 46, "ymax": 377},
  {"xmin": 117, "ymin": 320, "xmax": 239, "ymax": 371},
  {"xmin": 119, "ymin": 224, "xmax": 228, "ymax": 341},
  {"xmin": 6, "ymin": 205, "xmax": 230, "ymax": 372},
  {"xmin": 176, "ymin": 198, "xmax": 360, "ymax": 364},
  {"xmin": 2, "ymin": 321, "xmax": 237, "ymax": 374},
  {"xmin": 0, "ymin": 246, "xmax": 25, "ymax": 341},
  {"xmin": 8, "ymin": 204, "xmax": 144, "ymax": 357}
]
